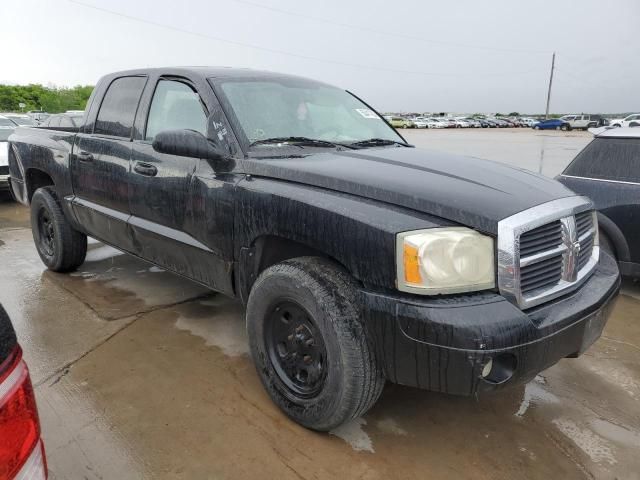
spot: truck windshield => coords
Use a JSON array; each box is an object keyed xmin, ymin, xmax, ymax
[{"xmin": 214, "ymin": 77, "xmax": 403, "ymax": 147}]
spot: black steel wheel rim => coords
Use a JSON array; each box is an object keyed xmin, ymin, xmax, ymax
[
  {"xmin": 37, "ymin": 207, "xmax": 55, "ymax": 257},
  {"xmin": 265, "ymin": 300, "xmax": 328, "ymax": 399}
]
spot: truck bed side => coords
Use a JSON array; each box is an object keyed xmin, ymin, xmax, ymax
[{"xmin": 8, "ymin": 126, "xmax": 78, "ymax": 209}]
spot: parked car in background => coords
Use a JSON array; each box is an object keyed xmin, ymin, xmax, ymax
[
  {"xmin": 609, "ymin": 114, "xmax": 640, "ymax": 128},
  {"xmin": 560, "ymin": 114, "xmax": 608, "ymax": 131},
  {"xmin": 434, "ymin": 117, "xmax": 455, "ymax": 128},
  {"xmin": 462, "ymin": 118, "xmax": 481, "ymax": 128},
  {"xmin": 1, "ymin": 114, "xmax": 37, "ymax": 127},
  {"xmin": 384, "ymin": 116, "xmax": 414, "ymax": 129},
  {"xmin": 532, "ymin": 119, "xmax": 571, "ymax": 131},
  {"xmin": 0, "ymin": 304, "xmax": 47, "ymax": 479},
  {"xmin": 473, "ymin": 118, "xmax": 491, "ymax": 128},
  {"xmin": 412, "ymin": 117, "xmax": 430, "ymax": 128},
  {"xmin": 0, "ymin": 116, "xmax": 16, "ymax": 192},
  {"xmin": 558, "ymin": 127, "xmax": 640, "ymax": 278},
  {"xmin": 8, "ymin": 66, "xmax": 620, "ymax": 431},
  {"xmin": 39, "ymin": 113, "xmax": 84, "ymax": 129},
  {"xmin": 490, "ymin": 118, "xmax": 508, "ymax": 128},
  {"xmin": 521, "ymin": 118, "xmax": 538, "ymax": 127},
  {"xmin": 427, "ymin": 118, "xmax": 447, "ymax": 128},
  {"xmin": 452, "ymin": 118, "xmax": 470, "ymax": 128},
  {"xmin": 26, "ymin": 111, "xmax": 49, "ymax": 124}
]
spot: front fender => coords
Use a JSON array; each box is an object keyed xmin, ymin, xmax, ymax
[{"xmin": 233, "ymin": 177, "xmax": 456, "ymax": 291}]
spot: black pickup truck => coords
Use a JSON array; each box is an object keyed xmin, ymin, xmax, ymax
[{"xmin": 8, "ymin": 67, "xmax": 620, "ymax": 430}]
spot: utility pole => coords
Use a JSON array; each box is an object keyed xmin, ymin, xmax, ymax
[{"xmin": 545, "ymin": 52, "xmax": 556, "ymax": 120}]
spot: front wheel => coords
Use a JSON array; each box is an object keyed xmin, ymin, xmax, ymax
[
  {"xmin": 31, "ymin": 187, "xmax": 87, "ymax": 272},
  {"xmin": 246, "ymin": 257, "xmax": 384, "ymax": 431}
]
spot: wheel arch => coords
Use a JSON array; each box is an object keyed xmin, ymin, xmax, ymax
[
  {"xmin": 236, "ymin": 235, "xmax": 353, "ymax": 304},
  {"xmin": 597, "ymin": 212, "xmax": 630, "ymax": 262},
  {"xmin": 25, "ymin": 168, "xmax": 55, "ymax": 203}
]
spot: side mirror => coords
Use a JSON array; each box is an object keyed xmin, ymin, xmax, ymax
[{"xmin": 152, "ymin": 129, "xmax": 224, "ymax": 162}]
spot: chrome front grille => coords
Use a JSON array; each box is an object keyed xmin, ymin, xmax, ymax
[{"xmin": 498, "ymin": 197, "xmax": 600, "ymax": 309}]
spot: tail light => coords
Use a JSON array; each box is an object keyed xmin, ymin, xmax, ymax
[{"xmin": 0, "ymin": 346, "xmax": 47, "ymax": 480}]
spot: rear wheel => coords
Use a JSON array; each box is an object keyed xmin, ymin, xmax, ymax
[
  {"xmin": 31, "ymin": 187, "xmax": 87, "ymax": 272},
  {"xmin": 246, "ymin": 257, "xmax": 384, "ymax": 431}
]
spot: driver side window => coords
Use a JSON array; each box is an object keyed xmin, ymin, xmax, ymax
[{"xmin": 145, "ymin": 79, "xmax": 207, "ymax": 141}]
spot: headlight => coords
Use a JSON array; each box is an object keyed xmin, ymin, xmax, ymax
[{"xmin": 396, "ymin": 227, "xmax": 495, "ymax": 294}]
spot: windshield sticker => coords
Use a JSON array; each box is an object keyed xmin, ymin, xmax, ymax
[{"xmin": 355, "ymin": 108, "xmax": 378, "ymax": 119}]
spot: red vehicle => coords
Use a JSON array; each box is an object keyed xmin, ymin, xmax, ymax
[{"xmin": 0, "ymin": 305, "xmax": 47, "ymax": 479}]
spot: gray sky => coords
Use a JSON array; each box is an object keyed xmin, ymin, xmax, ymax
[{"xmin": 4, "ymin": 0, "xmax": 639, "ymax": 113}]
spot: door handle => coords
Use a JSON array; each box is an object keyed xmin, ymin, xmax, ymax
[
  {"xmin": 134, "ymin": 162, "xmax": 158, "ymax": 177},
  {"xmin": 76, "ymin": 151, "xmax": 93, "ymax": 162}
]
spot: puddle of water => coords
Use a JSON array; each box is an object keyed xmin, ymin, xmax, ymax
[
  {"xmin": 515, "ymin": 376, "xmax": 559, "ymax": 417},
  {"xmin": 330, "ymin": 418, "xmax": 374, "ymax": 453},
  {"xmin": 590, "ymin": 419, "xmax": 640, "ymax": 449},
  {"xmin": 587, "ymin": 361, "xmax": 639, "ymax": 398},
  {"xmin": 376, "ymin": 417, "xmax": 408, "ymax": 436},
  {"xmin": 552, "ymin": 418, "xmax": 617, "ymax": 466},
  {"xmin": 85, "ymin": 245, "xmax": 125, "ymax": 262},
  {"xmin": 174, "ymin": 310, "xmax": 248, "ymax": 357}
]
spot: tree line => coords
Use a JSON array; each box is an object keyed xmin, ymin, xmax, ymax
[{"xmin": 0, "ymin": 84, "xmax": 94, "ymax": 113}]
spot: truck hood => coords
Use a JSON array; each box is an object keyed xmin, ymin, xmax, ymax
[{"xmin": 243, "ymin": 147, "xmax": 576, "ymax": 234}]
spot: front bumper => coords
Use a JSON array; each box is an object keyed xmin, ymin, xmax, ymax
[{"xmin": 360, "ymin": 252, "xmax": 620, "ymax": 396}]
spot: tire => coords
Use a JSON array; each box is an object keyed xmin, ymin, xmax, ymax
[
  {"xmin": 534, "ymin": 126, "xmax": 540, "ymax": 130},
  {"xmin": 30, "ymin": 187, "xmax": 87, "ymax": 272},
  {"xmin": 246, "ymin": 257, "xmax": 384, "ymax": 431}
]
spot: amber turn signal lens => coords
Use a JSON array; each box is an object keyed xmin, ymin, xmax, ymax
[{"xmin": 403, "ymin": 244, "xmax": 422, "ymax": 284}]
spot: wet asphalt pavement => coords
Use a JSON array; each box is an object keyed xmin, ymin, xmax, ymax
[{"xmin": 1, "ymin": 129, "xmax": 639, "ymax": 479}]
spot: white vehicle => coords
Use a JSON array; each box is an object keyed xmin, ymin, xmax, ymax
[
  {"xmin": 461, "ymin": 117, "xmax": 481, "ymax": 128},
  {"xmin": 610, "ymin": 114, "xmax": 640, "ymax": 128},
  {"xmin": 427, "ymin": 118, "xmax": 447, "ymax": 128},
  {"xmin": 412, "ymin": 117, "xmax": 430, "ymax": 128},
  {"xmin": 0, "ymin": 113, "xmax": 37, "ymax": 127},
  {"xmin": 0, "ymin": 115, "xmax": 15, "ymax": 191},
  {"xmin": 451, "ymin": 118, "xmax": 470, "ymax": 128},
  {"xmin": 560, "ymin": 114, "xmax": 601, "ymax": 131},
  {"xmin": 521, "ymin": 118, "xmax": 538, "ymax": 127}
]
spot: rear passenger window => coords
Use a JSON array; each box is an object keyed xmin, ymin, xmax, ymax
[
  {"xmin": 145, "ymin": 80, "xmax": 207, "ymax": 141},
  {"xmin": 94, "ymin": 76, "xmax": 146, "ymax": 138},
  {"xmin": 565, "ymin": 138, "xmax": 640, "ymax": 183}
]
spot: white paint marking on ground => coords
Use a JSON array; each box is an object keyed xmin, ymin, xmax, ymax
[
  {"xmin": 174, "ymin": 314, "xmax": 248, "ymax": 357},
  {"xmin": 376, "ymin": 417, "xmax": 408, "ymax": 436},
  {"xmin": 515, "ymin": 376, "xmax": 559, "ymax": 417},
  {"xmin": 148, "ymin": 266, "xmax": 165, "ymax": 273},
  {"xmin": 85, "ymin": 245, "xmax": 124, "ymax": 262},
  {"xmin": 552, "ymin": 418, "xmax": 617, "ymax": 465},
  {"xmin": 330, "ymin": 418, "xmax": 374, "ymax": 453}
]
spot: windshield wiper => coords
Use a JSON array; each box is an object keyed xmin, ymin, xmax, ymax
[
  {"xmin": 250, "ymin": 137, "xmax": 353, "ymax": 149},
  {"xmin": 350, "ymin": 138, "xmax": 410, "ymax": 148}
]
